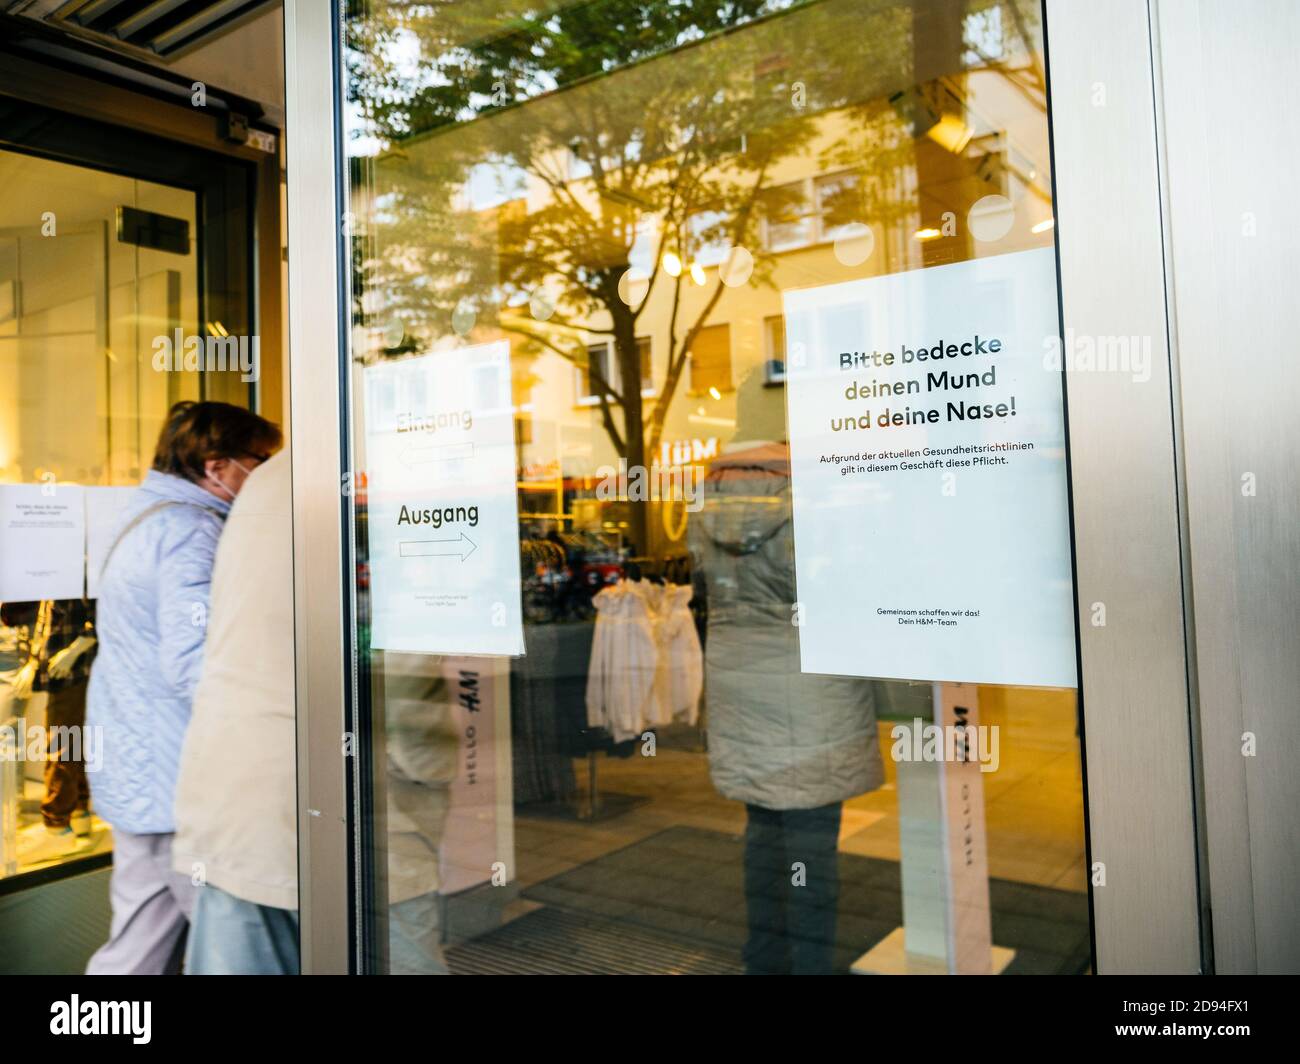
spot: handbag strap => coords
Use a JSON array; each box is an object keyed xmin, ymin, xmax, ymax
[{"xmin": 99, "ymin": 499, "xmax": 224, "ymax": 582}]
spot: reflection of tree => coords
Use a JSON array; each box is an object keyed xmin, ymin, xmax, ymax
[
  {"xmin": 344, "ymin": 0, "xmax": 973, "ymax": 550},
  {"xmin": 827, "ymin": 0, "xmax": 1047, "ymax": 268},
  {"xmin": 350, "ymin": 3, "xmax": 818, "ymax": 551}
]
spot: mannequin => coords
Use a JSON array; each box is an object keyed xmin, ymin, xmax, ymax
[{"xmin": 1, "ymin": 598, "xmax": 97, "ymax": 866}]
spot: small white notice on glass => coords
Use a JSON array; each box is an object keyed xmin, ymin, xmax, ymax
[
  {"xmin": 363, "ymin": 340, "xmax": 524, "ymax": 656},
  {"xmin": 84, "ymin": 487, "xmax": 136, "ymax": 599},
  {"xmin": 783, "ymin": 247, "xmax": 1076, "ymax": 688},
  {"xmin": 0, "ymin": 484, "xmax": 86, "ymax": 602}
]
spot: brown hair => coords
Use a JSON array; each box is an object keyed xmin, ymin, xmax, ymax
[{"xmin": 152, "ymin": 401, "xmax": 282, "ymax": 483}]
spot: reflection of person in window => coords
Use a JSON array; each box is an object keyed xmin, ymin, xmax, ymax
[
  {"xmin": 383, "ymin": 654, "xmax": 460, "ymax": 975},
  {"xmin": 689, "ymin": 370, "xmax": 883, "ymax": 975}
]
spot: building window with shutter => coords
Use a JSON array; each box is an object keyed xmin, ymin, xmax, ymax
[
  {"xmin": 575, "ymin": 337, "xmax": 653, "ymax": 405},
  {"xmin": 688, "ymin": 323, "xmax": 732, "ymax": 396},
  {"xmin": 763, "ymin": 314, "xmax": 786, "ymax": 384}
]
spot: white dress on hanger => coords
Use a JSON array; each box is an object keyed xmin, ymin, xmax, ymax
[{"xmin": 585, "ymin": 581, "xmax": 657, "ymax": 742}]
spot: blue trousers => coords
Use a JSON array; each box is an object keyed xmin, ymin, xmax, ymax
[
  {"xmin": 742, "ymin": 802, "xmax": 843, "ymax": 975},
  {"xmin": 185, "ymin": 884, "xmax": 299, "ymax": 975}
]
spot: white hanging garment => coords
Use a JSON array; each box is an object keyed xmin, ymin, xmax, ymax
[
  {"xmin": 634, "ymin": 580, "xmax": 703, "ymax": 728},
  {"xmin": 660, "ymin": 584, "xmax": 703, "ymax": 725},
  {"xmin": 633, "ymin": 580, "xmax": 675, "ymax": 728},
  {"xmin": 585, "ymin": 581, "xmax": 657, "ymax": 742}
]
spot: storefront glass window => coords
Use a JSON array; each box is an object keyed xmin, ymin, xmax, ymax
[
  {"xmin": 0, "ymin": 150, "xmax": 201, "ymax": 880},
  {"xmin": 342, "ymin": 0, "xmax": 1088, "ymax": 975}
]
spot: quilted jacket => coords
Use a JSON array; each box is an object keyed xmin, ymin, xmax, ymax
[
  {"xmin": 85, "ymin": 470, "xmax": 229, "ymax": 834},
  {"xmin": 689, "ymin": 443, "xmax": 883, "ymax": 810}
]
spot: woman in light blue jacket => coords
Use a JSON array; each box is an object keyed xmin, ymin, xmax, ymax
[{"xmin": 85, "ymin": 401, "xmax": 280, "ymax": 975}]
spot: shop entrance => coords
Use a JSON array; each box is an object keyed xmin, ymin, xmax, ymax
[
  {"xmin": 0, "ymin": 148, "xmax": 203, "ymax": 883},
  {"xmin": 0, "ymin": 84, "xmax": 265, "ymax": 972}
]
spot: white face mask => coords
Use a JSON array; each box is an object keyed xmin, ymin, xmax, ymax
[{"xmin": 206, "ymin": 458, "xmax": 255, "ymax": 501}]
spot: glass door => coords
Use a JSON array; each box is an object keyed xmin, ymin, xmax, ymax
[
  {"xmin": 330, "ymin": 0, "xmax": 1092, "ymax": 975},
  {"xmin": 0, "ymin": 103, "xmax": 260, "ymax": 900},
  {"xmin": 0, "ymin": 149, "xmax": 201, "ymax": 881}
]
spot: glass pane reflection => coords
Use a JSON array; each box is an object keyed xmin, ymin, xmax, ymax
[{"xmin": 342, "ymin": 0, "xmax": 1088, "ymax": 975}]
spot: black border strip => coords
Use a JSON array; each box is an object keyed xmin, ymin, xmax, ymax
[{"xmin": 330, "ymin": 0, "xmax": 365, "ymax": 976}]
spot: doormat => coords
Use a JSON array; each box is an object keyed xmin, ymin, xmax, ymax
[
  {"xmin": 522, "ymin": 825, "xmax": 1091, "ymax": 974},
  {"xmin": 446, "ymin": 906, "xmax": 743, "ymax": 975}
]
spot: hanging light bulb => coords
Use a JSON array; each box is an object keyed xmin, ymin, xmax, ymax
[
  {"xmin": 690, "ymin": 261, "xmax": 706, "ymax": 286},
  {"xmin": 662, "ymin": 251, "xmax": 682, "ymax": 277}
]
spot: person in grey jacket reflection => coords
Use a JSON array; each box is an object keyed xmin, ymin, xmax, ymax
[
  {"xmin": 381, "ymin": 653, "xmax": 459, "ymax": 975},
  {"xmin": 689, "ymin": 373, "xmax": 883, "ymax": 975}
]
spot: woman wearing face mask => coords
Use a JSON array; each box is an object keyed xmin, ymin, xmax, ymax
[{"xmin": 85, "ymin": 400, "xmax": 280, "ymax": 975}]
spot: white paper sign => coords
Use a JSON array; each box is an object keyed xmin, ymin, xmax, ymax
[
  {"xmin": 784, "ymin": 247, "xmax": 1075, "ymax": 687},
  {"xmin": 0, "ymin": 484, "xmax": 86, "ymax": 602},
  {"xmin": 363, "ymin": 341, "xmax": 524, "ymax": 655},
  {"xmin": 84, "ymin": 487, "xmax": 136, "ymax": 599}
]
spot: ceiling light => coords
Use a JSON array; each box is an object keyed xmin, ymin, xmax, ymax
[{"xmin": 926, "ymin": 113, "xmax": 974, "ymax": 155}]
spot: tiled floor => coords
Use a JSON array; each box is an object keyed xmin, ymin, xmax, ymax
[
  {"xmin": 2, "ymin": 685, "xmax": 1087, "ymax": 919},
  {"xmin": 512, "ymin": 684, "xmax": 1088, "ymax": 897}
]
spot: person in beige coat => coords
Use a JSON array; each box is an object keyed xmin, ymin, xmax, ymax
[
  {"xmin": 172, "ymin": 449, "xmax": 460, "ymax": 974},
  {"xmin": 170, "ymin": 450, "xmax": 298, "ymax": 973}
]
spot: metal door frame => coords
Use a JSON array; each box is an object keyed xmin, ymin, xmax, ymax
[
  {"xmin": 1043, "ymin": 0, "xmax": 1203, "ymax": 973},
  {"xmin": 284, "ymin": 0, "xmax": 354, "ymax": 974}
]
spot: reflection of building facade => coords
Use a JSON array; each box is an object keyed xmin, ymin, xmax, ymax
[
  {"xmin": 339, "ymin": 0, "xmax": 1084, "ymax": 980},
  {"xmin": 352, "ymin": 14, "xmax": 1055, "ymax": 560}
]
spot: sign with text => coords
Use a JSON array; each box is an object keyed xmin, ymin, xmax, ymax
[
  {"xmin": 0, "ymin": 484, "xmax": 85, "ymax": 602},
  {"xmin": 784, "ymin": 247, "xmax": 1075, "ymax": 687},
  {"xmin": 363, "ymin": 341, "xmax": 524, "ymax": 656}
]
